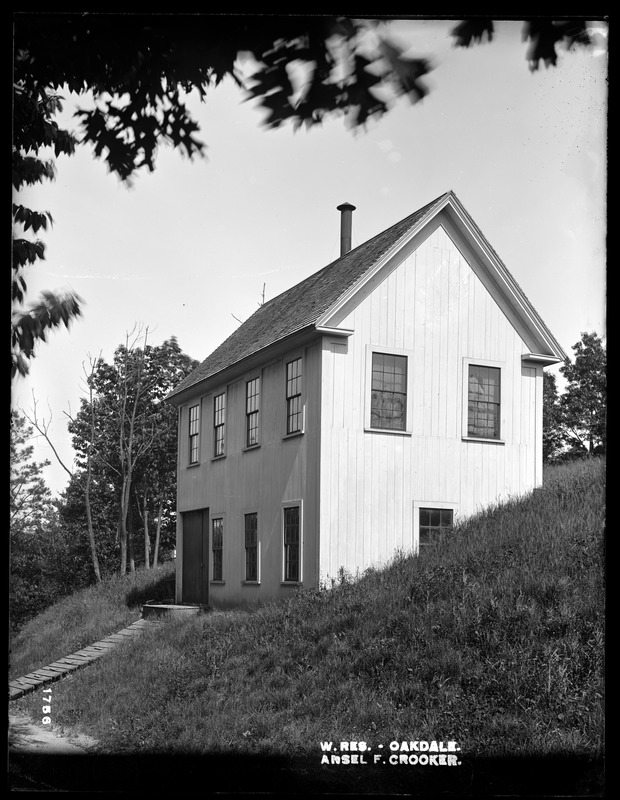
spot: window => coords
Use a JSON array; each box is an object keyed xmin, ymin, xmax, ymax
[
  {"xmin": 244, "ymin": 513, "xmax": 258, "ymax": 582},
  {"xmin": 283, "ymin": 506, "xmax": 300, "ymax": 582},
  {"xmin": 419, "ymin": 507, "xmax": 453, "ymax": 547},
  {"xmin": 188, "ymin": 404, "xmax": 200, "ymax": 464},
  {"xmin": 246, "ymin": 378, "xmax": 260, "ymax": 447},
  {"xmin": 371, "ymin": 352, "xmax": 407, "ymax": 430},
  {"xmin": 212, "ymin": 518, "xmax": 223, "ymax": 580},
  {"xmin": 213, "ymin": 393, "xmax": 226, "ymax": 456},
  {"xmin": 468, "ymin": 365, "xmax": 501, "ymax": 439},
  {"xmin": 286, "ymin": 358, "xmax": 302, "ymax": 434}
]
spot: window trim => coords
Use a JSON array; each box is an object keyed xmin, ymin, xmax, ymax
[
  {"xmin": 364, "ymin": 345, "xmax": 414, "ymax": 435},
  {"xmin": 211, "ymin": 515, "xmax": 225, "ymax": 583},
  {"xmin": 188, "ymin": 403, "xmax": 200, "ymax": 465},
  {"xmin": 461, "ymin": 357, "xmax": 505, "ymax": 443},
  {"xmin": 213, "ymin": 391, "xmax": 227, "ymax": 458},
  {"xmin": 285, "ymin": 356, "xmax": 304, "ymax": 436},
  {"xmin": 281, "ymin": 501, "xmax": 303, "ymax": 584},
  {"xmin": 245, "ymin": 376, "xmax": 261, "ymax": 449},
  {"xmin": 413, "ymin": 500, "xmax": 458, "ymax": 553},
  {"xmin": 243, "ymin": 511, "xmax": 260, "ymax": 584}
]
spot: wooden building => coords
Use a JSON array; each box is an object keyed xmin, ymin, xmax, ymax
[{"xmin": 166, "ymin": 191, "xmax": 566, "ymax": 607}]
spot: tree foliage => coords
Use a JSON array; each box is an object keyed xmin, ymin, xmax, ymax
[
  {"xmin": 10, "ymin": 411, "xmax": 85, "ymax": 630},
  {"xmin": 66, "ymin": 334, "xmax": 198, "ymax": 574},
  {"xmin": 543, "ymin": 331, "xmax": 606, "ymax": 463},
  {"xmin": 12, "ymin": 14, "xmax": 595, "ymax": 376}
]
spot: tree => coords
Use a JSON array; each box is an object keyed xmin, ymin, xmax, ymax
[
  {"xmin": 559, "ymin": 332, "xmax": 606, "ymax": 457},
  {"xmin": 67, "ymin": 334, "xmax": 198, "ymax": 574},
  {"xmin": 542, "ymin": 371, "xmax": 565, "ymax": 463},
  {"xmin": 10, "ymin": 411, "xmax": 69, "ymax": 629},
  {"xmin": 12, "ymin": 14, "xmax": 595, "ymax": 375}
]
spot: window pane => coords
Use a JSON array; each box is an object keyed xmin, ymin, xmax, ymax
[
  {"xmin": 419, "ymin": 507, "xmax": 453, "ymax": 546},
  {"xmin": 468, "ymin": 365, "xmax": 500, "ymax": 439},
  {"xmin": 370, "ymin": 353, "xmax": 407, "ymax": 430},
  {"xmin": 284, "ymin": 506, "xmax": 300, "ymax": 581}
]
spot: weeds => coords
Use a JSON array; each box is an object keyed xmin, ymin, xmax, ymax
[{"xmin": 11, "ymin": 459, "xmax": 604, "ymax": 761}]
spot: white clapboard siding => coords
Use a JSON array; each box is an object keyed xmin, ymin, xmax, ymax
[{"xmin": 319, "ymin": 224, "xmax": 542, "ymax": 582}]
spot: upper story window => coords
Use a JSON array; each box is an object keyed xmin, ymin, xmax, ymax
[
  {"xmin": 370, "ymin": 352, "xmax": 408, "ymax": 431},
  {"xmin": 286, "ymin": 358, "xmax": 302, "ymax": 434},
  {"xmin": 246, "ymin": 378, "xmax": 260, "ymax": 447},
  {"xmin": 213, "ymin": 393, "xmax": 226, "ymax": 457},
  {"xmin": 188, "ymin": 404, "xmax": 200, "ymax": 464},
  {"xmin": 467, "ymin": 365, "xmax": 501, "ymax": 439}
]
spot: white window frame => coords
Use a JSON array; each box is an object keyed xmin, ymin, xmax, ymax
[
  {"xmin": 245, "ymin": 377, "xmax": 261, "ymax": 449},
  {"xmin": 284, "ymin": 354, "xmax": 305, "ymax": 438},
  {"xmin": 413, "ymin": 500, "xmax": 458, "ymax": 553},
  {"xmin": 364, "ymin": 345, "xmax": 414, "ymax": 434},
  {"xmin": 213, "ymin": 391, "xmax": 227, "ymax": 458},
  {"xmin": 281, "ymin": 500, "xmax": 303, "ymax": 584},
  {"xmin": 461, "ymin": 357, "xmax": 506, "ymax": 444},
  {"xmin": 188, "ymin": 402, "xmax": 200, "ymax": 465}
]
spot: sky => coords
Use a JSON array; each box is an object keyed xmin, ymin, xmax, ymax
[{"xmin": 12, "ymin": 18, "xmax": 608, "ymax": 497}]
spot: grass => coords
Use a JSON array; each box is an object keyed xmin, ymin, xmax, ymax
[
  {"xmin": 11, "ymin": 459, "xmax": 604, "ymax": 773},
  {"xmin": 9, "ymin": 560, "xmax": 175, "ymax": 679}
]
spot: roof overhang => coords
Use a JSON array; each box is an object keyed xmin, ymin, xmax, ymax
[{"xmin": 165, "ymin": 323, "xmax": 320, "ymax": 405}]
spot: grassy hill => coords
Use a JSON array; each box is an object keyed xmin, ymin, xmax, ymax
[{"xmin": 10, "ymin": 458, "xmax": 604, "ymax": 793}]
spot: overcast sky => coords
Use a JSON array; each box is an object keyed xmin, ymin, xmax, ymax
[{"xmin": 12, "ymin": 17, "xmax": 608, "ymax": 496}]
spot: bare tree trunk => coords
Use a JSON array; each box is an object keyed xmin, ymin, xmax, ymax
[
  {"xmin": 152, "ymin": 495, "xmax": 163, "ymax": 568},
  {"xmin": 128, "ymin": 500, "xmax": 136, "ymax": 572},
  {"xmin": 143, "ymin": 491, "xmax": 150, "ymax": 569},
  {"xmin": 84, "ymin": 451, "xmax": 102, "ymax": 582},
  {"xmin": 85, "ymin": 379, "xmax": 102, "ymax": 582}
]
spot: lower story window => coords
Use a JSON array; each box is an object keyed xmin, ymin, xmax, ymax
[
  {"xmin": 245, "ymin": 513, "xmax": 258, "ymax": 581},
  {"xmin": 283, "ymin": 506, "xmax": 300, "ymax": 582},
  {"xmin": 419, "ymin": 507, "xmax": 453, "ymax": 547},
  {"xmin": 212, "ymin": 518, "xmax": 223, "ymax": 580}
]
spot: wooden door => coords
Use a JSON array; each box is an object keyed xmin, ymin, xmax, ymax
[{"xmin": 181, "ymin": 508, "xmax": 209, "ymax": 604}]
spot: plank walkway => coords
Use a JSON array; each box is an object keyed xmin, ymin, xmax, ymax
[{"xmin": 9, "ymin": 618, "xmax": 161, "ymax": 701}]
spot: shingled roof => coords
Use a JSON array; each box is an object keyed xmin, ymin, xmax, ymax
[{"xmin": 168, "ymin": 192, "xmax": 450, "ymax": 399}]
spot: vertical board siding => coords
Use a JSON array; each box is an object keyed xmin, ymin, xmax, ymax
[
  {"xmin": 319, "ymin": 223, "xmax": 540, "ymax": 582},
  {"xmin": 177, "ymin": 341, "xmax": 322, "ymax": 605}
]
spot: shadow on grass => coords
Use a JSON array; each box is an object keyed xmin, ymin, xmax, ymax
[{"xmin": 124, "ymin": 574, "xmax": 176, "ymax": 609}]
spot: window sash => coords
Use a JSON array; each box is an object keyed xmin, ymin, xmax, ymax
[
  {"xmin": 370, "ymin": 352, "xmax": 407, "ymax": 430},
  {"xmin": 213, "ymin": 393, "xmax": 226, "ymax": 456},
  {"xmin": 188, "ymin": 404, "xmax": 200, "ymax": 463},
  {"xmin": 246, "ymin": 378, "xmax": 260, "ymax": 447},
  {"xmin": 283, "ymin": 506, "xmax": 300, "ymax": 582},
  {"xmin": 286, "ymin": 358, "xmax": 302, "ymax": 434},
  {"xmin": 244, "ymin": 513, "xmax": 258, "ymax": 581},
  {"xmin": 468, "ymin": 365, "xmax": 500, "ymax": 439},
  {"xmin": 419, "ymin": 507, "xmax": 453, "ymax": 546},
  {"xmin": 212, "ymin": 518, "xmax": 223, "ymax": 580}
]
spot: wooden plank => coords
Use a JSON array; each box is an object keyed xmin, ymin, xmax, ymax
[
  {"xmin": 15, "ymin": 676, "xmax": 43, "ymax": 687},
  {"xmin": 30, "ymin": 669, "xmax": 62, "ymax": 680},
  {"xmin": 58, "ymin": 656, "xmax": 90, "ymax": 666},
  {"xmin": 48, "ymin": 661, "xmax": 79, "ymax": 671}
]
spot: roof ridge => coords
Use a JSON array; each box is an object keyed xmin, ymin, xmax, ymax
[{"xmin": 166, "ymin": 191, "xmax": 459, "ymax": 400}]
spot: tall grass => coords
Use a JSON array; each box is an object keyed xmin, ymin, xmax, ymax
[
  {"xmin": 12, "ymin": 459, "xmax": 604, "ymax": 762},
  {"xmin": 9, "ymin": 561, "xmax": 175, "ymax": 680}
]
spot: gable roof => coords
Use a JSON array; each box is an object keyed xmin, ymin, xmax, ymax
[
  {"xmin": 168, "ymin": 191, "xmax": 565, "ymax": 402},
  {"xmin": 168, "ymin": 192, "xmax": 450, "ymax": 400}
]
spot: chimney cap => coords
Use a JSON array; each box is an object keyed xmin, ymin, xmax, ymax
[{"xmin": 337, "ymin": 202, "xmax": 356, "ymax": 212}]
